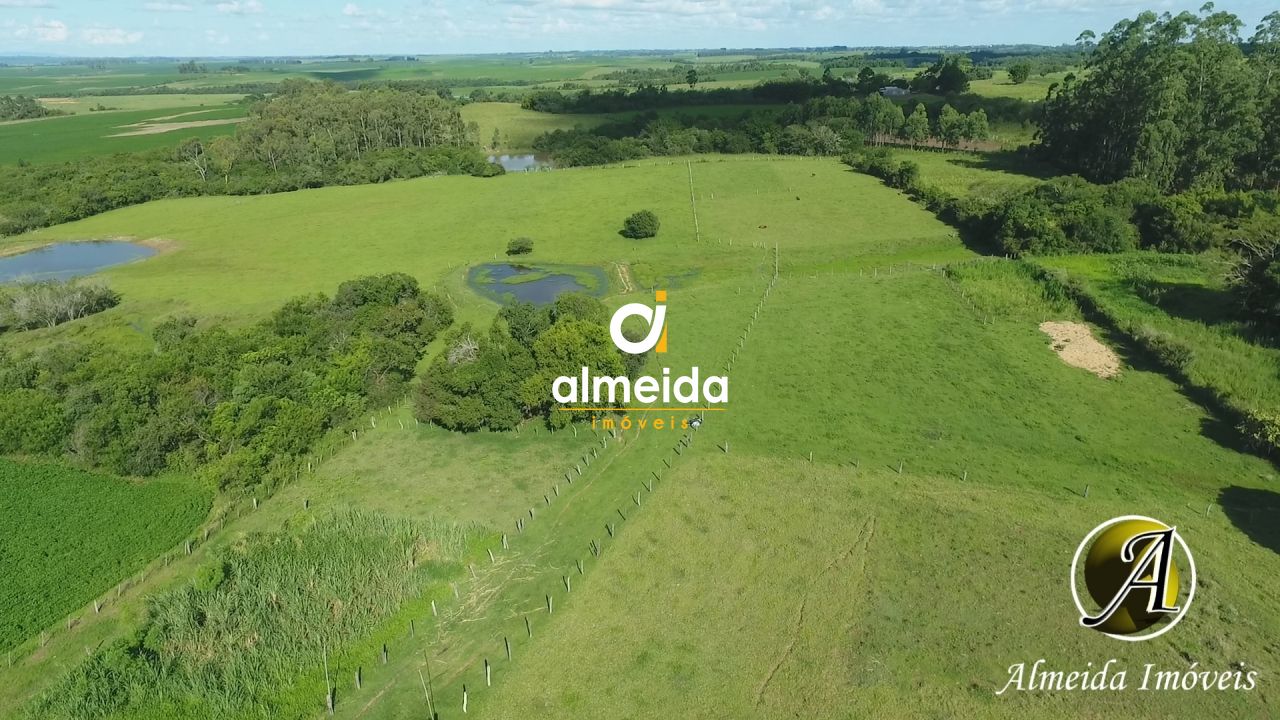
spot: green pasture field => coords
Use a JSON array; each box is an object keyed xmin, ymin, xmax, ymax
[
  {"xmin": 0, "ymin": 458, "xmax": 210, "ymax": 655},
  {"xmin": 481, "ymin": 262, "xmax": 1278, "ymax": 720},
  {"xmin": 0, "ymin": 103, "xmax": 246, "ymax": 165},
  {"xmin": 969, "ymin": 70, "xmax": 1071, "ymax": 102},
  {"xmin": 461, "ymin": 102, "xmax": 612, "ymax": 151},
  {"xmin": 0, "ymin": 156, "xmax": 1275, "ymax": 720}
]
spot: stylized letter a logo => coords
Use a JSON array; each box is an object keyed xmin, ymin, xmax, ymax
[{"xmin": 610, "ymin": 290, "xmax": 668, "ymax": 355}]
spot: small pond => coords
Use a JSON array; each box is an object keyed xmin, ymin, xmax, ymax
[
  {"xmin": 467, "ymin": 263, "xmax": 607, "ymax": 305},
  {"xmin": 488, "ymin": 154, "xmax": 554, "ymax": 172},
  {"xmin": 0, "ymin": 241, "xmax": 156, "ymax": 283}
]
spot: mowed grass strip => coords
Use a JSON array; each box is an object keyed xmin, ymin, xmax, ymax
[{"xmin": 0, "ymin": 458, "xmax": 210, "ymax": 654}]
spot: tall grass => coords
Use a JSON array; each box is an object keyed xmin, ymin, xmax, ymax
[{"xmin": 26, "ymin": 512, "xmax": 474, "ymax": 720}]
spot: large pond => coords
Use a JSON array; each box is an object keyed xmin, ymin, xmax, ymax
[
  {"xmin": 467, "ymin": 263, "xmax": 607, "ymax": 305},
  {"xmin": 0, "ymin": 241, "xmax": 156, "ymax": 283},
  {"xmin": 488, "ymin": 154, "xmax": 554, "ymax": 172}
]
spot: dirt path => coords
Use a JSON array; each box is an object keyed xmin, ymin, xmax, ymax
[{"xmin": 614, "ymin": 262, "xmax": 637, "ymax": 294}]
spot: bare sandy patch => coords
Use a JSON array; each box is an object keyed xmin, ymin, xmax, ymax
[
  {"xmin": 107, "ymin": 117, "xmax": 246, "ymax": 137},
  {"xmin": 1040, "ymin": 321, "xmax": 1121, "ymax": 379}
]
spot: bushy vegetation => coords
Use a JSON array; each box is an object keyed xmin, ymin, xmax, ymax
[
  {"xmin": 845, "ymin": 145, "xmax": 1280, "ymax": 258},
  {"xmin": 506, "ymin": 236, "xmax": 534, "ymax": 255},
  {"xmin": 0, "ymin": 273, "xmax": 451, "ymax": 490},
  {"xmin": 415, "ymin": 295, "xmax": 639, "ymax": 432},
  {"xmin": 1229, "ymin": 235, "xmax": 1280, "ymax": 326},
  {"xmin": 0, "ymin": 278, "xmax": 119, "ymax": 332},
  {"xmin": 1038, "ymin": 8, "xmax": 1280, "ymax": 191},
  {"xmin": 0, "ymin": 81, "xmax": 499, "ymax": 236},
  {"xmin": 26, "ymin": 512, "xmax": 472, "ymax": 720},
  {"xmin": 0, "ymin": 459, "xmax": 209, "ymax": 654},
  {"xmin": 0, "ymin": 95, "xmax": 63, "ymax": 121},
  {"xmin": 621, "ymin": 210, "xmax": 660, "ymax": 239}
]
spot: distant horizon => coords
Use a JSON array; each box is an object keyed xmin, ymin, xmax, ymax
[
  {"xmin": 2, "ymin": 1, "xmax": 1276, "ymax": 58},
  {"xmin": 0, "ymin": 43, "xmax": 1085, "ymax": 62}
]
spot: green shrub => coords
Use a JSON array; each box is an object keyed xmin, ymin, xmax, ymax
[
  {"xmin": 0, "ymin": 389, "xmax": 68, "ymax": 454},
  {"xmin": 621, "ymin": 210, "xmax": 660, "ymax": 239},
  {"xmin": 1134, "ymin": 195, "xmax": 1214, "ymax": 253},
  {"xmin": 506, "ymin": 236, "xmax": 534, "ymax": 255},
  {"xmin": 1134, "ymin": 325, "xmax": 1196, "ymax": 374},
  {"xmin": 1240, "ymin": 410, "xmax": 1280, "ymax": 455}
]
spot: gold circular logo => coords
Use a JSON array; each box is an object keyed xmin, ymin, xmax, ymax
[{"xmin": 1070, "ymin": 516, "xmax": 1195, "ymax": 641}]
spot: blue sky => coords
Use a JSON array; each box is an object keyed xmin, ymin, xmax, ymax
[{"xmin": 2, "ymin": 1, "xmax": 1276, "ymax": 57}]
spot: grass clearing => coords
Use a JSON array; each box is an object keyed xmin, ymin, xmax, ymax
[
  {"xmin": 968, "ymin": 70, "xmax": 1070, "ymax": 102},
  {"xmin": 461, "ymin": 103, "xmax": 612, "ymax": 151},
  {"xmin": 0, "ymin": 458, "xmax": 210, "ymax": 655},
  {"xmin": 889, "ymin": 148, "xmax": 1052, "ymax": 197}
]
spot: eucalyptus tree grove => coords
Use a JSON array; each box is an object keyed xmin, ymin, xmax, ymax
[{"xmin": 1039, "ymin": 7, "xmax": 1280, "ymax": 191}]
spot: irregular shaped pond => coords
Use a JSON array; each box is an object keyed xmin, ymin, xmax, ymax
[
  {"xmin": 468, "ymin": 263, "xmax": 607, "ymax": 305},
  {"xmin": 0, "ymin": 241, "xmax": 156, "ymax": 283}
]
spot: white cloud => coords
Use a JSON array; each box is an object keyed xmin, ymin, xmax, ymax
[
  {"xmin": 13, "ymin": 18, "xmax": 68, "ymax": 41},
  {"xmin": 342, "ymin": 2, "xmax": 364, "ymax": 16},
  {"xmin": 205, "ymin": 27, "xmax": 230, "ymax": 43},
  {"xmin": 215, "ymin": 0, "xmax": 263, "ymax": 14},
  {"xmin": 0, "ymin": 0, "xmax": 55, "ymax": 8},
  {"xmin": 144, "ymin": 1, "xmax": 193, "ymax": 10},
  {"xmin": 82, "ymin": 26, "xmax": 144, "ymax": 44}
]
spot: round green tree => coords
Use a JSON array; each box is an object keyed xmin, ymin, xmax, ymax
[{"xmin": 621, "ymin": 210, "xmax": 660, "ymax": 239}]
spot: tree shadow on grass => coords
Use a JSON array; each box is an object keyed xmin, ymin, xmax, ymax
[
  {"xmin": 1144, "ymin": 281, "xmax": 1280, "ymax": 350},
  {"xmin": 944, "ymin": 150, "xmax": 1059, "ymax": 181},
  {"xmin": 1073, "ymin": 301, "xmax": 1276, "ymax": 462},
  {"xmin": 1218, "ymin": 486, "xmax": 1280, "ymax": 556}
]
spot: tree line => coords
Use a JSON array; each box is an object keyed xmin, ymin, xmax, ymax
[
  {"xmin": 0, "ymin": 80, "xmax": 499, "ymax": 236},
  {"xmin": 530, "ymin": 96, "xmax": 995, "ymax": 166},
  {"xmin": 0, "ymin": 95, "xmax": 64, "ymax": 121},
  {"xmin": 0, "ymin": 274, "xmax": 451, "ymax": 491},
  {"xmin": 1038, "ymin": 8, "xmax": 1280, "ymax": 191}
]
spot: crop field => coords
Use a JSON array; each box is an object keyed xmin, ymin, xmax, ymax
[
  {"xmin": 0, "ymin": 54, "xmax": 815, "ymax": 100},
  {"xmin": 0, "ymin": 103, "xmax": 246, "ymax": 165},
  {"xmin": 0, "ymin": 458, "xmax": 210, "ymax": 655},
  {"xmin": 3, "ymin": 150, "xmax": 1274, "ymax": 720}
]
